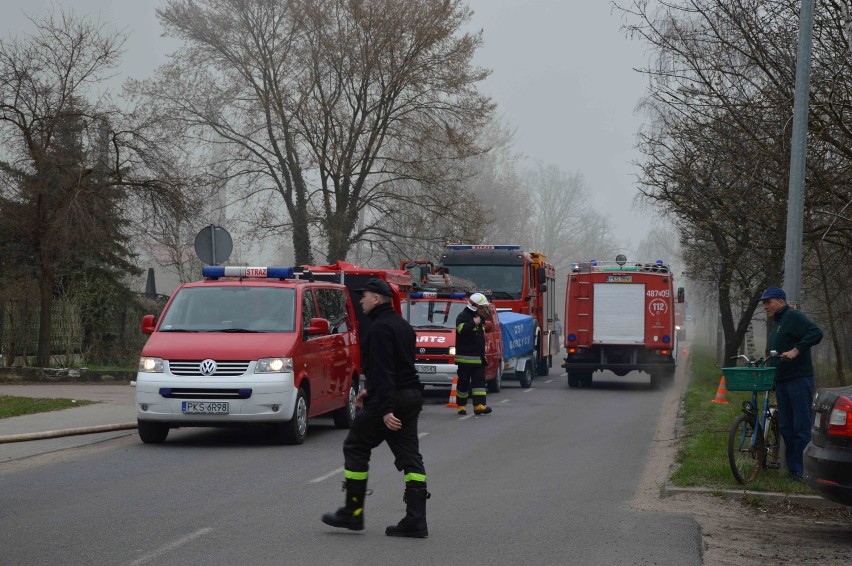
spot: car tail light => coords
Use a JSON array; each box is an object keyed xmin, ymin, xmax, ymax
[{"xmin": 827, "ymin": 395, "xmax": 852, "ymax": 437}]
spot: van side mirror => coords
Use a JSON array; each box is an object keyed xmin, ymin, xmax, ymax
[
  {"xmin": 306, "ymin": 317, "xmax": 331, "ymax": 336},
  {"xmin": 677, "ymin": 287, "xmax": 685, "ymax": 303},
  {"xmin": 141, "ymin": 314, "xmax": 156, "ymax": 335},
  {"xmin": 537, "ymin": 266, "xmax": 546, "ymax": 282}
]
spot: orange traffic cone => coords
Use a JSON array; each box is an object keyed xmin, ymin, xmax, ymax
[
  {"xmin": 711, "ymin": 376, "xmax": 729, "ymax": 404},
  {"xmin": 446, "ymin": 376, "xmax": 459, "ymax": 408}
]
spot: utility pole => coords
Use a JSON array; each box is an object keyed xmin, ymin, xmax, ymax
[{"xmin": 783, "ymin": 0, "xmax": 815, "ymax": 307}]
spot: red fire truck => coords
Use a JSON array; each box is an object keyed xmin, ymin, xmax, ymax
[
  {"xmin": 423, "ymin": 244, "xmax": 558, "ymax": 376},
  {"xmin": 562, "ymin": 256, "xmax": 684, "ymax": 388}
]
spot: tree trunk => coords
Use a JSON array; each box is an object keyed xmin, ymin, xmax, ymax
[
  {"xmin": 36, "ymin": 272, "xmax": 54, "ymax": 368},
  {"xmin": 814, "ymin": 241, "xmax": 845, "ymax": 384},
  {"xmin": 325, "ymin": 211, "xmax": 355, "ymax": 263}
]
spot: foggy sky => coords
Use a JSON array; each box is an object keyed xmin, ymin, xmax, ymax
[{"xmin": 3, "ymin": 0, "xmax": 658, "ymax": 255}]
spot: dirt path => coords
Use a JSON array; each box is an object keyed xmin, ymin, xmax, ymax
[{"xmin": 632, "ymin": 353, "xmax": 852, "ymax": 564}]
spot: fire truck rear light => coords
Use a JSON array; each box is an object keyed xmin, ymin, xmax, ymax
[
  {"xmin": 660, "ymin": 350, "xmax": 670, "ymax": 355},
  {"xmin": 827, "ymin": 396, "xmax": 852, "ymax": 437},
  {"xmin": 568, "ymin": 347, "xmax": 576, "ymax": 354}
]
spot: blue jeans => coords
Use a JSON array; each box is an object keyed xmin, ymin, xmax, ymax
[{"xmin": 774, "ymin": 375, "xmax": 815, "ymax": 477}]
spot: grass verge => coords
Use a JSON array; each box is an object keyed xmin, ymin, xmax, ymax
[
  {"xmin": 0, "ymin": 396, "xmax": 95, "ymax": 419},
  {"xmin": 670, "ymin": 342, "xmax": 814, "ymax": 495}
]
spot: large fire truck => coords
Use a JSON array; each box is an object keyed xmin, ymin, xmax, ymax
[
  {"xmin": 562, "ymin": 256, "xmax": 684, "ymax": 389},
  {"xmin": 408, "ymin": 244, "xmax": 558, "ymax": 376}
]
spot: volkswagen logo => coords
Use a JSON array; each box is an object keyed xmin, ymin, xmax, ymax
[
  {"xmin": 419, "ymin": 348, "xmax": 426, "ymax": 354},
  {"xmin": 199, "ymin": 359, "xmax": 217, "ymax": 376}
]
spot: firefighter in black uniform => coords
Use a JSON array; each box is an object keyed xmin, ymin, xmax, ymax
[
  {"xmin": 321, "ymin": 278, "xmax": 429, "ymax": 538},
  {"xmin": 455, "ymin": 292, "xmax": 493, "ymax": 415}
]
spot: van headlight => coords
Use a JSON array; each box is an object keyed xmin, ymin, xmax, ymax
[
  {"xmin": 256, "ymin": 357, "xmax": 293, "ymax": 373},
  {"xmin": 139, "ymin": 357, "xmax": 164, "ymax": 373}
]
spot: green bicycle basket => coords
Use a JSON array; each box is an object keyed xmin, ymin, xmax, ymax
[{"xmin": 721, "ymin": 366, "xmax": 776, "ymax": 391}]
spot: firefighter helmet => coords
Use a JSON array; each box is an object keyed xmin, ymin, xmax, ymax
[{"xmin": 468, "ymin": 292, "xmax": 489, "ymax": 310}]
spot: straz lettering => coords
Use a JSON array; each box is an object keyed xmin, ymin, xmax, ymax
[
  {"xmin": 416, "ymin": 336, "xmax": 446, "ymax": 343},
  {"xmin": 245, "ymin": 267, "xmax": 267, "ymax": 277},
  {"xmin": 606, "ymin": 275, "xmax": 632, "ymax": 283}
]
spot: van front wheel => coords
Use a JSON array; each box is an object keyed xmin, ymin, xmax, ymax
[
  {"xmin": 138, "ymin": 420, "xmax": 169, "ymax": 444},
  {"xmin": 276, "ymin": 388, "xmax": 308, "ymax": 445}
]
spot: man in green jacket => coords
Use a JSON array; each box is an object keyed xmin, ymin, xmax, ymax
[{"xmin": 761, "ymin": 287, "xmax": 823, "ymax": 480}]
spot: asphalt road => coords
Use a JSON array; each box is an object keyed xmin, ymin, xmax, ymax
[{"xmin": 0, "ymin": 371, "xmax": 701, "ymax": 566}]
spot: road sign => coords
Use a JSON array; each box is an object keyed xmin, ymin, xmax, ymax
[{"xmin": 194, "ymin": 225, "xmax": 233, "ymax": 265}]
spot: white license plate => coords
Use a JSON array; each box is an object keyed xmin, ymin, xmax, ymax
[
  {"xmin": 182, "ymin": 401, "xmax": 229, "ymax": 414},
  {"xmin": 416, "ymin": 365, "xmax": 436, "ymax": 374}
]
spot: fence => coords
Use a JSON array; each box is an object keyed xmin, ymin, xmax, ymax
[{"xmin": 0, "ymin": 293, "xmax": 168, "ymax": 368}]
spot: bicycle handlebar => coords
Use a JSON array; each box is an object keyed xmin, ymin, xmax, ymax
[{"xmin": 728, "ymin": 351, "xmax": 781, "ymax": 367}]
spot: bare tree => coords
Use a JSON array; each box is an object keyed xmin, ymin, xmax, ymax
[
  {"xmin": 0, "ymin": 9, "xmax": 191, "ymax": 365},
  {"xmin": 617, "ymin": 0, "xmax": 852, "ymax": 377},
  {"xmin": 130, "ymin": 0, "xmax": 494, "ymax": 266}
]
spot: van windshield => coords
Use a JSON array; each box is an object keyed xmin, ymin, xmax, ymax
[
  {"xmin": 159, "ymin": 286, "xmax": 296, "ymax": 332},
  {"xmin": 405, "ymin": 300, "xmax": 469, "ymax": 329}
]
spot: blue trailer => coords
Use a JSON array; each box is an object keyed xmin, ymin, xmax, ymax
[{"xmin": 498, "ymin": 311, "xmax": 537, "ymax": 388}]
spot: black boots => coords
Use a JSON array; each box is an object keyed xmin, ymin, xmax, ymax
[
  {"xmin": 385, "ymin": 487, "xmax": 430, "ymax": 538},
  {"xmin": 321, "ymin": 479, "xmax": 367, "ymax": 531},
  {"xmin": 323, "ymin": 481, "xmax": 429, "ymax": 537}
]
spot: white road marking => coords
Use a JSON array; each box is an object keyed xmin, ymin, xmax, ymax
[
  {"xmin": 545, "ymin": 379, "xmax": 554, "ymax": 383},
  {"xmin": 131, "ymin": 528, "xmax": 213, "ymax": 565},
  {"xmin": 523, "ymin": 388, "xmax": 534, "ymax": 393},
  {"xmin": 418, "ymin": 432, "xmax": 429, "ymax": 438},
  {"xmin": 499, "ymin": 399, "xmax": 510, "ymax": 404},
  {"xmin": 310, "ymin": 467, "xmax": 344, "ymax": 483}
]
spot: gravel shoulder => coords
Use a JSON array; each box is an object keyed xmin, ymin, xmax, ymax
[{"xmin": 632, "ymin": 355, "xmax": 852, "ymax": 565}]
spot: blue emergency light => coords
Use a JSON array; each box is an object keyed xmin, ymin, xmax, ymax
[
  {"xmin": 202, "ymin": 266, "xmax": 295, "ymax": 279},
  {"xmin": 410, "ymin": 291, "xmax": 467, "ymax": 299},
  {"xmin": 445, "ymin": 244, "xmax": 521, "ymax": 251}
]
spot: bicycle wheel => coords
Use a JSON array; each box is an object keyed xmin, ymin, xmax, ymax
[
  {"xmin": 728, "ymin": 414, "xmax": 765, "ymax": 484},
  {"xmin": 764, "ymin": 411, "xmax": 781, "ymax": 470}
]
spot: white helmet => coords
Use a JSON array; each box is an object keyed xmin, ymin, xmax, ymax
[{"xmin": 468, "ymin": 292, "xmax": 489, "ymax": 310}]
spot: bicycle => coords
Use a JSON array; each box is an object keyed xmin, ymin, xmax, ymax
[{"xmin": 724, "ymin": 353, "xmax": 781, "ymax": 484}]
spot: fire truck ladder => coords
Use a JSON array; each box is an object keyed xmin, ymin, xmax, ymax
[{"xmin": 574, "ymin": 263, "xmax": 593, "ymax": 342}]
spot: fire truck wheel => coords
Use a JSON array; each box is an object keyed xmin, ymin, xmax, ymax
[
  {"xmin": 537, "ymin": 354, "xmax": 550, "ymax": 376},
  {"xmin": 332, "ymin": 382, "xmax": 358, "ymax": 429},
  {"xmin": 275, "ymin": 388, "xmax": 308, "ymax": 445},
  {"xmin": 487, "ymin": 362, "xmax": 503, "ymax": 393},
  {"xmin": 579, "ymin": 372, "xmax": 593, "ymax": 387},
  {"xmin": 567, "ymin": 373, "xmax": 580, "ymax": 388}
]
